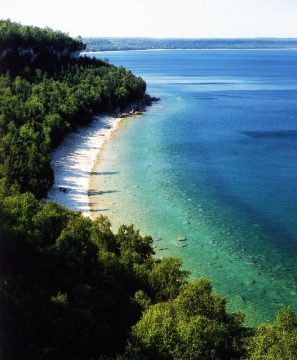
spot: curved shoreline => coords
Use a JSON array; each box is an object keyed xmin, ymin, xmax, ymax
[
  {"xmin": 47, "ymin": 99, "xmax": 153, "ymax": 217},
  {"xmin": 48, "ymin": 114, "xmax": 125, "ymax": 216}
]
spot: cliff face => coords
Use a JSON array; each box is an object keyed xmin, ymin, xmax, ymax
[
  {"xmin": 0, "ymin": 19, "xmax": 86, "ymax": 65},
  {"xmin": 0, "ymin": 47, "xmax": 82, "ymax": 60}
]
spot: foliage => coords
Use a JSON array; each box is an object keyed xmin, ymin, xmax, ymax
[
  {"xmin": 1, "ymin": 190, "xmax": 226, "ymax": 359},
  {"xmin": 148, "ymin": 257, "xmax": 189, "ymax": 301},
  {"xmin": 127, "ymin": 279, "xmax": 246, "ymax": 360},
  {"xmin": 244, "ymin": 306, "xmax": 297, "ymax": 360},
  {"xmin": 0, "ymin": 19, "xmax": 84, "ymax": 53},
  {"xmin": 0, "ymin": 20, "xmax": 296, "ymax": 360},
  {"xmin": 0, "ymin": 191, "xmax": 151, "ymax": 359},
  {"xmin": 1, "ymin": 187, "xmax": 296, "ymax": 359},
  {"xmin": 0, "ymin": 21, "xmax": 146, "ymax": 198}
]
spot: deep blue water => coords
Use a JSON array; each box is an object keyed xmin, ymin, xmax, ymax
[{"xmin": 90, "ymin": 50, "xmax": 297, "ymax": 325}]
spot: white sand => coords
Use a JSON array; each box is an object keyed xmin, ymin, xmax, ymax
[{"xmin": 47, "ymin": 115, "xmax": 122, "ymax": 217}]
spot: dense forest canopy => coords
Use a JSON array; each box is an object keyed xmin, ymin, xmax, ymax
[
  {"xmin": 83, "ymin": 37, "xmax": 297, "ymax": 52},
  {"xmin": 0, "ymin": 19, "xmax": 296, "ymax": 360},
  {"xmin": 0, "ymin": 19, "xmax": 85, "ymax": 54}
]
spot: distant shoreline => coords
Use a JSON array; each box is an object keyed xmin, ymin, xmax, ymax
[
  {"xmin": 82, "ymin": 37, "xmax": 297, "ymax": 53},
  {"xmin": 82, "ymin": 48, "xmax": 297, "ymax": 54}
]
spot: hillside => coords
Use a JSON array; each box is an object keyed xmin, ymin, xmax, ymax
[{"xmin": 0, "ymin": 20, "xmax": 146, "ymax": 198}]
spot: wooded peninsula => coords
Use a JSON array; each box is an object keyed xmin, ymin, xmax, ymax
[{"xmin": 84, "ymin": 37, "xmax": 297, "ymax": 52}]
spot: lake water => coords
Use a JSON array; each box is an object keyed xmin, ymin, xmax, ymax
[{"xmin": 89, "ymin": 50, "xmax": 297, "ymax": 325}]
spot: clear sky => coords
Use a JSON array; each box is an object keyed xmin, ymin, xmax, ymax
[{"xmin": 2, "ymin": 0, "xmax": 297, "ymax": 38}]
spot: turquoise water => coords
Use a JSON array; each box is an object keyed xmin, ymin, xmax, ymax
[{"xmin": 89, "ymin": 50, "xmax": 297, "ymax": 325}]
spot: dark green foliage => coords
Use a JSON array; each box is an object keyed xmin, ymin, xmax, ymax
[
  {"xmin": 149, "ymin": 257, "xmax": 189, "ymax": 301},
  {"xmin": 0, "ymin": 19, "xmax": 85, "ymax": 75},
  {"xmin": 116, "ymin": 224, "xmax": 154, "ymax": 266},
  {"xmin": 0, "ymin": 20, "xmax": 146, "ymax": 198},
  {"xmin": 1, "ymin": 20, "xmax": 296, "ymax": 360},
  {"xmin": 0, "ymin": 122, "xmax": 53, "ymax": 197},
  {"xmin": 0, "ymin": 192, "xmax": 148, "ymax": 359},
  {"xmin": 244, "ymin": 306, "xmax": 297, "ymax": 360},
  {"xmin": 0, "ymin": 19, "xmax": 84, "ymax": 52},
  {"xmin": 127, "ymin": 279, "xmax": 246, "ymax": 360},
  {"xmin": 0, "ymin": 191, "xmax": 204, "ymax": 359}
]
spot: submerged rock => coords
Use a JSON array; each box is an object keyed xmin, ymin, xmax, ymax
[
  {"xmin": 176, "ymin": 236, "xmax": 187, "ymax": 242},
  {"xmin": 183, "ymin": 220, "xmax": 191, "ymax": 225}
]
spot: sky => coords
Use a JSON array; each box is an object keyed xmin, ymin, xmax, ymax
[{"xmin": 2, "ymin": 0, "xmax": 297, "ymax": 38}]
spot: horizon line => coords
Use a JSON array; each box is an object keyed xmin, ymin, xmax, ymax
[{"xmin": 82, "ymin": 36, "xmax": 297, "ymax": 40}]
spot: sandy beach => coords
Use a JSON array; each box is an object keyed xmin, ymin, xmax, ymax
[{"xmin": 47, "ymin": 115, "xmax": 123, "ymax": 217}]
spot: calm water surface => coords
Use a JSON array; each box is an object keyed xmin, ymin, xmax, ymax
[{"xmin": 89, "ymin": 50, "xmax": 297, "ymax": 325}]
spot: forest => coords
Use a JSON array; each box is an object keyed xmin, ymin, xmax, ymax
[
  {"xmin": 0, "ymin": 20, "xmax": 297, "ymax": 360},
  {"xmin": 0, "ymin": 19, "xmax": 85, "ymax": 55}
]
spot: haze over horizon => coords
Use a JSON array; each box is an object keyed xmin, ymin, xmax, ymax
[{"xmin": 2, "ymin": 0, "xmax": 297, "ymax": 38}]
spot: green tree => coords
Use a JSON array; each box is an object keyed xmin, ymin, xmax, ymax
[
  {"xmin": 128, "ymin": 279, "xmax": 246, "ymax": 360},
  {"xmin": 245, "ymin": 306, "xmax": 297, "ymax": 360},
  {"xmin": 149, "ymin": 257, "xmax": 189, "ymax": 301},
  {"xmin": 116, "ymin": 224, "xmax": 154, "ymax": 266}
]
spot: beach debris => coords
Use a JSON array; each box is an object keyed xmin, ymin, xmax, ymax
[
  {"xmin": 118, "ymin": 109, "xmax": 144, "ymax": 118},
  {"xmin": 144, "ymin": 95, "xmax": 160, "ymax": 105},
  {"xmin": 115, "ymin": 97, "xmax": 159, "ymax": 119}
]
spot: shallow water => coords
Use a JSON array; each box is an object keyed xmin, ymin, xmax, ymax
[{"xmin": 89, "ymin": 50, "xmax": 297, "ymax": 325}]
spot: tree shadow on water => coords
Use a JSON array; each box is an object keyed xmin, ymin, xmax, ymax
[
  {"xmin": 89, "ymin": 208, "xmax": 109, "ymax": 212},
  {"xmin": 89, "ymin": 171, "xmax": 119, "ymax": 176},
  {"xmin": 88, "ymin": 189, "xmax": 119, "ymax": 196}
]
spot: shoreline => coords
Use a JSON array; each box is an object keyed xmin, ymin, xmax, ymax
[
  {"xmin": 87, "ymin": 115, "xmax": 127, "ymax": 221},
  {"xmin": 47, "ymin": 98, "xmax": 157, "ymax": 217},
  {"xmin": 82, "ymin": 48, "xmax": 297, "ymax": 55},
  {"xmin": 47, "ymin": 114, "xmax": 124, "ymax": 217}
]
